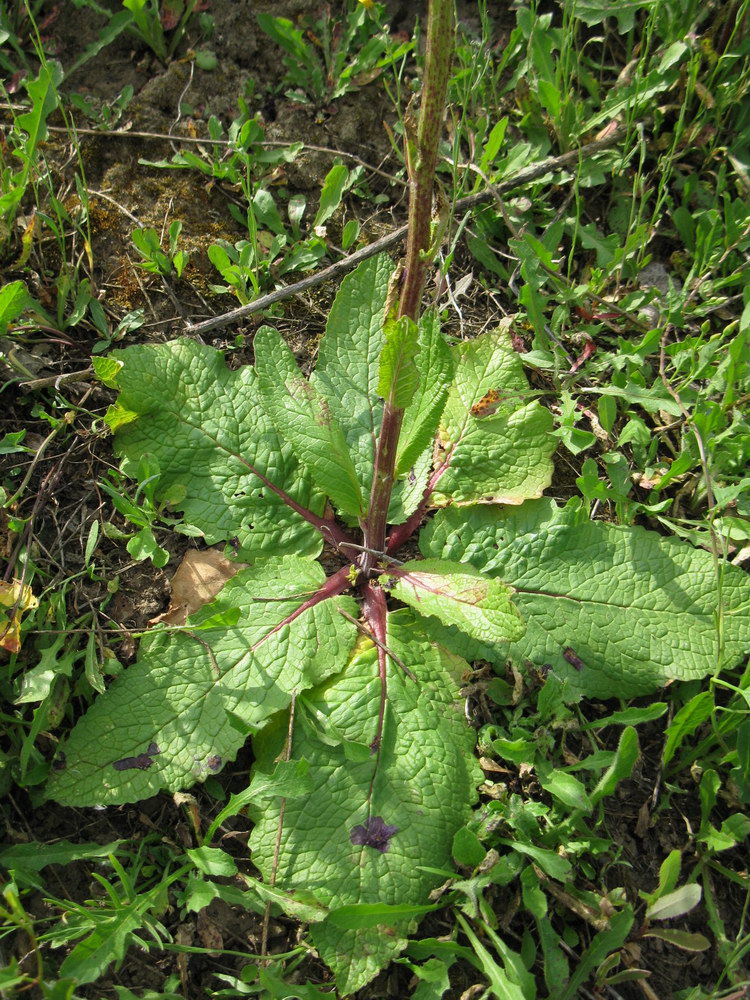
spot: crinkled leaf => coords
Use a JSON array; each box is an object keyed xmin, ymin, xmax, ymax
[
  {"xmin": 47, "ymin": 558, "xmax": 357, "ymax": 806},
  {"xmin": 311, "ymin": 253, "xmax": 393, "ymax": 504},
  {"xmin": 422, "ymin": 499, "xmax": 750, "ymax": 697},
  {"xmin": 382, "ymin": 559, "xmax": 525, "ymax": 646},
  {"xmin": 249, "ymin": 610, "xmax": 481, "ymax": 994},
  {"xmin": 378, "ymin": 314, "xmax": 420, "ymax": 409},
  {"xmin": 254, "ymin": 325, "xmax": 363, "ymax": 517},
  {"xmin": 396, "ymin": 310, "xmax": 454, "ymax": 477},
  {"xmin": 434, "ymin": 324, "xmax": 555, "ymax": 505},
  {"xmin": 106, "ymin": 339, "xmax": 323, "ymax": 560}
]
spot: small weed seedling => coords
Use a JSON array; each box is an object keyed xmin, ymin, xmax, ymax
[
  {"xmin": 131, "ymin": 220, "xmax": 188, "ymax": 279},
  {"xmin": 122, "ymin": 0, "xmax": 202, "ymax": 64},
  {"xmin": 0, "ymin": 60, "xmax": 61, "ymax": 256},
  {"xmin": 45, "ymin": 0, "xmax": 750, "ymax": 993},
  {"xmin": 257, "ymin": 1, "xmax": 412, "ymax": 108},
  {"xmin": 208, "ymin": 160, "xmax": 362, "ymax": 300}
]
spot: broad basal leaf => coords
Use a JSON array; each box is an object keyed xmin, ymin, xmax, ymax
[
  {"xmin": 381, "ymin": 559, "xmax": 525, "ymax": 646},
  {"xmin": 107, "ymin": 339, "xmax": 324, "ymax": 560},
  {"xmin": 47, "ymin": 558, "xmax": 357, "ymax": 806},
  {"xmin": 311, "ymin": 253, "xmax": 394, "ymax": 503},
  {"xmin": 422, "ymin": 500, "xmax": 750, "ymax": 697},
  {"xmin": 396, "ymin": 310, "xmax": 454, "ymax": 478},
  {"xmin": 434, "ymin": 323, "xmax": 555, "ymax": 505},
  {"xmin": 249, "ymin": 610, "xmax": 481, "ymax": 994},
  {"xmin": 254, "ymin": 325, "xmax": 364, "ymax": 518}
]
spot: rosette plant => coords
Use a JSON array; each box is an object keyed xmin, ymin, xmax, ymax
[{"xmin": 48, "ymin": 0, "xmax": 750, "ymax": 991}]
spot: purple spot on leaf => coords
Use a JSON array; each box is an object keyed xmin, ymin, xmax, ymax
[
  {"xmin": 563, "ymin": 647, "xmax": 585, "ymax": 671},
  {"xmin": 350, "ymin": 816, "xmax": 399, "ymax": 854},
  {"xmin": 112, "ymin": 742, "xmax": 161, "ymax": 772},
  {"xmin": 206, "ymin": 754, "xmax": 222, "ymax": 772}
]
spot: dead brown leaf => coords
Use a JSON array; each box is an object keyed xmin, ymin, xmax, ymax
[
  {"xmin": 197, "ymin": 907, "xmax": 224, "ymax": 956},
  {"xmin": 151, "ymin": 548, "xmax": 246, "ymax": 626}
]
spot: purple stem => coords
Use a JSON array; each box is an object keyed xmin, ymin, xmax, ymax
[
  {"xmin": 235, "ymin": 453, "xmax": 356, "ymax": 553},
  {"xmin": 250, "ymin": 564, "xmax": 354, "ymax": 653},
  {"xmin": 362, "ymin": 581, "xmax": 389, "ymax": 754}
]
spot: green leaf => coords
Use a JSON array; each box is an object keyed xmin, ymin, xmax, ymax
[
  {"xmin": 646, "ymin": 884, "xmax": 702, "ymax": 921},
  {"xmin": 401, "ymin": 957, "xmax": 452, "ymax": 1000},
  {"xmin": 310, "ymin": 253, "xmax": 425, "ymax": 521},
  {"xmin": 590, "ymin": 383, "xmax": 683, "ymax": 417},
  {"xmin": 497, "ymin": 839, "xmax": 572, "ymax": 881},
  {"xmin": 327, "ymin": 901, "xmax": 440, "ymax": 930},
  {"xmin": 0, "ymin": 840, "xmax": 123, "ymax": 874},
  {"xmin": 313, "ymin": 162, "xmax": 351, "ymax": 229},
  {"xmin": 396, "ymin": 311, "xmax": 454, "ymax": 477},
  {"xmin": 18, "ymin": 61, "xmax": 61, "ymax": 156},
  {"xmin": 311, "ymin": 253, "xmax": 393, "ymax": 505},
  {"xmin": 185, "ymin": 846, "xmax": 238, "ymax": 877},
  {"xmin": 642, "ymin": 928, "xmax": 711, "ymax": 952},
  {"xmin": 590, "ymin": 727, "xmax": 639, "ymax": 804},
  {"xmin": 422, "ymin": 500, "xmax": 750, "ymax": 697},
  {"xmin": 662, "ymin": 690, "xmax": 715, "ymax": 766},
  {"xmin": 47, "ymin": 559, "xmax": 357, "ymax": 806},
  {"xmin": 64, "ymin": 9, "xmax": 134, "ymax": 77},
  {"xmin": 536, "ymin": 765, "xmax": 592, "ymax": 813},
  {"xmin": 106, "ymin": 339, "xmax": 324, "ymax": 559},
  {"xmin": 434, "ymin": 324, "xmax": 555, "ymax": 505},
  {"xmin": 378, "ymin": 314, "xmax": 420, "ymax": 409},
  {"xmin": 582, "ymin": 702, "xmax": 668, "ymax": 730},
  {"xmin": 248, "ymin": 881, "xmax": 329, "ymax": 923},
  {"xmin": 479, "ymin": 117, "xmax": 509, "ymax": 175},
  {"xmin": 572, "ymin": 0, "xmax": 655, "ymax": 33},
  {"xmin": 59, "ymin": 868, "xmax": 183, "ymax": 984},
  {"xmin": 455, "ymin": 913, "xmax": 532, "ymax": 1000},
  {"xmin": 92, "ymin": 356, "xmax": 123, "ymax": 388},
  {"xmin": 249, "ymin": 610, "xmax": 481, "ymax": 994},
  {"xmin": 0, "ymin": 279, "xmax": 53, "ymax": 333},
  {"xmin": 555, "ymin": 909, "xmax": 634, "ymax": 1000},
  {"xmin": 382, "ymin": 559, "xmax": 525, "ymax": 646},
  {"xmin": 641, "ymin": 849, "xmax": 682, "ymax": 906},
  {"xmin": 254, "ymin": 326, "xmax": 364, "ymax": 518},
  {"xmin": 452, "ymin": 827, "xmax": 487, "ymax": 868},
  {"xmin": 387, "ymin": 445, "xmax": 433, "ymax": 525}
]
